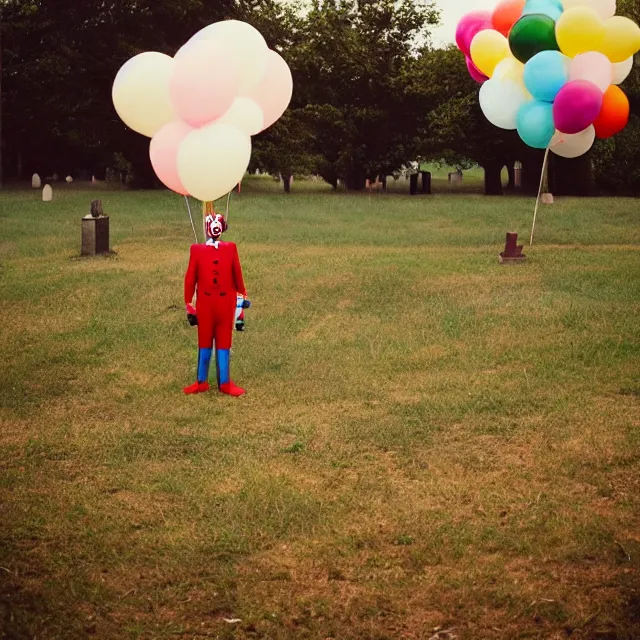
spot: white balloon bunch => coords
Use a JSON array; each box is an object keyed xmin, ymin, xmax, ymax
[{"xmin": 112, "ymin": 21, "xmax": 293, "ymax": 202}]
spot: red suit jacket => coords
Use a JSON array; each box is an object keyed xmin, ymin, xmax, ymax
[{"xmin": 184, "ymin": 242, "xmax": 246, "ymax": 349}]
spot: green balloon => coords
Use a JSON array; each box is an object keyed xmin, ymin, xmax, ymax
[{"xmin": 509, "ymin": 14, "xmax": 559, "ymax": 64}]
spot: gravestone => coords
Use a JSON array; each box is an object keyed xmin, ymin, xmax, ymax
[
  {"xmin": 499, "ymin": 232, "xmax": 526, "ymax": 264},
  {"xmin": 66, "ymin": 176, "xmax": 73, "ymax": 183},
  {"xmin": 514, "ymin": 161, "xmax": 523, "ymax": 188},
  {"xmin": 42, "ymin": 185, "xmax": 53, "ymax": 202},
  {"xmin": 541, "ymin": 193, "xmax": 554, "ymax": 205},
  {"xmin": 32, "ymin": 174, "xmax": 41, "ymax": 189},
  {"xmin": 421, "ymin": 171, "xmax": 432, "ymax": 194},
  {"xmin": 81, "ymin": 200, "xmax": 110, "ymax": 256},
  {"xmin": 409, "ymin": 173, "xmax": 418, "ymax": 196}
]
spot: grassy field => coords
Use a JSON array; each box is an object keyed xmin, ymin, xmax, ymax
[{"xmin": 1, "ymin": 179, "xmax": 639, "ymax": 640}]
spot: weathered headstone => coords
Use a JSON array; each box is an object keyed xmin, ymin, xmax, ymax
[
  {"xmin": 42, "ymin": 185, "xmax": 53, "ymax": 202},
  {"xmin": 421, "ymin": 171, "xmax": 432, "ymax": 194},
  {"xmin": 82, "ymin": 200, "xmax": 110, "ymax": 256},
  {"xmin": 499, "ymin": 232, "xmax": 527, "ymax": 264},
  {"xmin": 32, "ymin": 173, "xmax": 42, "ymax": 189},
  {"xmin": 541, "ymin": 193, "xmax": 554, "ymax": 205},
  {"xmin": 409, "ymin": 173, "xmax": 419, "ymax": 196},
  {"xmin": 92, "ymin": 175, "xmax": 97, "ymax": 184},
  {"xmin": 66, "ymin": 175, "xmax": 73, "ymax": 183},
  {"xmin": 514, "ymin": 161, "xmax": 523, "ymax": 188}
]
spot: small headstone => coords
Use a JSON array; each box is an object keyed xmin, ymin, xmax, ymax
[
  {"xmin": 499, "ymin": 232, "xmax": 527, "ymax": 264},
  {"xmin": 82, "ymin": 201, "xmax": 109, "ymax": 256},
  {"xmin": 42, "ymin": 185, "xmax": 53, "ymax": 202},
  {"xmin": 541, "ymin": 193, "xmax": 554, "ymax": 205},
  {"xmin": 91, "ymin": 175, "xmax": 97, "ymax": 184},
  {"xmin": 52, "ymin": 172, "xmax": 59, "ymax": 181},
  {"xmin": 32, "ymin": 174, "xmax": 41, "ymax": 189},
  {"xmin": 66, "ymin": 175, "xmax": 73, "ymax": 183}
]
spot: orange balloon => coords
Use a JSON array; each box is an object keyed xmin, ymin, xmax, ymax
[
  {"xmin": 492, "ymin": 0, "xmax": 526, "ymax": 36},
  {"xmin": 594, "ymin": 85, "xmax": 630, "ymax": 139}
]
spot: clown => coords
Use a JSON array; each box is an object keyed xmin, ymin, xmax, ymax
[{"xmin": 183, "ymin": 210, "xmax": 248, "ymax": 397}]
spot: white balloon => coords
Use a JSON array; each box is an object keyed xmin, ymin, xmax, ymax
[
  {"xmin": 550, "ymin": 126, "xmax": 596, "ymax": 158},
  {"xmin": 217, "ymin": 98, "xmax": 264, "ymax": 136},
  {"xmin": 112, "ymin": 52, "xmax": 176, "ymax": 138},
  {"xmin": 612, "ymin": 56, "xmax": 634, "ymax": 84},
  {"xmin": 177, "ymin": 124, "xmax": 251, "ymax": 202},
  {"xmin": 561, "ymin": 0, "xmax": 616, "ymax": 20},
  {"xmin": 480, "ymin": 78, "xmax": 531, "ymax": 130},
  {"xmin": 190, "ymin": 20, "xmax": 269, "ymax": 93}
]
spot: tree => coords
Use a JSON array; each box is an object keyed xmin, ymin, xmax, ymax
[
  {"xmin": 0, "ymin": 0, "xmax": 255, "ymax": 183},
  {"xmin": 407, "ymin": 46, "xmax": 524, "ymax": 195},
  {"xmin": 285, "ymin": 0, "xmax": 439, "ymax": 190}
]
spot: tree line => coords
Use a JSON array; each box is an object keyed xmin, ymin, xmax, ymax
[{"xmin": 1, "ymin": 0, "xmax": 639, "ymax": 195}]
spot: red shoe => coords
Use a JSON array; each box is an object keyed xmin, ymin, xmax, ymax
[
  {"xmin": 183, "ymin": 381, "xmax": 210, "ymax": 395},
  {"xmin": 219, "ymin": 381, "xmax": 246, "ymax": 397}
]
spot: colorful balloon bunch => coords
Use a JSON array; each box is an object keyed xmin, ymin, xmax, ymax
[
  {"xmin": 457, "ymin": 1, "xmax": 640, "ymax": 158},
  {"xmin": 112, "ymin": 21, "xmax": 293, "ymax": 201}
]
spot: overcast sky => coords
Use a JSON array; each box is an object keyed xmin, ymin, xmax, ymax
[{"xmin": 432, "ymin": 0, "xmax": 488, "ymax": 46}]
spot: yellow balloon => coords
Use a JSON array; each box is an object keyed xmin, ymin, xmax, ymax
[
  {"xmin": 597, "ymin": 16, "xmax": 640, "ymax": 63},
  {"xmin": 177, "ymin": 124, "xmax": 251, "ymax": 202},
  {"xmin": 493, "ymin": 57, "xmax": 526, "ymax": 87},
  {"xmin": 556, "ymin": 7, "xmax": 605, "ymax": 58},
  {"xmin": 112, "ymin": 52, "xmax": 176, "ymax": 138},
  {"xmin": 470, "ymin": 30, "xmax": 511, "ymax": 78}
]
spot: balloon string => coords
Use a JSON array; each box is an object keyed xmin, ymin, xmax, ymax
[
  {"xmin": 530, "ymin": 147, "xmax": 551, "ymax": 246},
  {"xmin": 225, "ymin": 191, "xmax": 231, "ymax": 223},
  {"xmin": 184, "ymin": 196, "xmax": 198, "ymax": 243}
]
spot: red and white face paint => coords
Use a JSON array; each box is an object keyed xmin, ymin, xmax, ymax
[{"xmin": 205, "ymin": 213, "xmax": 227, "ymax": 240}]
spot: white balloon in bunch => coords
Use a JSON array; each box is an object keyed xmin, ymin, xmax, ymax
[
  {"xmin": 112, "ymin": 52, "xmax": 175, "ymax": 138},
  {"xmin": 612, "ymin": 57, "xmax": 634, "ymax": 85},
  {"xmin": 550, "ymin": 126, "xmax": 596, "ymax": 158},
  {"xmin": 480, "ymin": 75, "xmax": 531, "ymax": 130},
  {"xmin": 561, "ymin": 0, "xmax": 616, "ymax": 20},
  {"xmin": 177, "ymin": 124, "xmax": 252, "ymax": 202},
  {"xmin": 189, "ymin": 20, "xmax": 270, "ymax": 93},
  {"xmin": 217, "ymin": 98, "xmax": 265, "ymax": 136}
]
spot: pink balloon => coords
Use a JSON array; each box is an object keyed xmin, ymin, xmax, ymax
[
  {"xmin": 456, "ymin": 11, "xmax": 492, "ymax": 57},
  {"xmin": 150, "ymin": 121, "xmax": 193, "ymax": 195},
  {"xmin": 466, "ymin": 56, "xmax": 489, "ymax": 83},
  {"xmin": 170, "ymin": 40, "xmax": 239, "ymax": 128},
  {"xmin": 243, "ymin": 49, "xmax": 293, "ymax": 132},
  {"xmin": 553, "ymin": 80, "xmax": 603, "ymax": 135},
  {"xmin": 570, "ymin": 52, "xmax": 613, "ymax": 93}
]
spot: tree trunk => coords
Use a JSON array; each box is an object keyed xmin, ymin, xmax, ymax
[
  {"xmin": 320, "ymin": 171, "xmax": 338, "ymax": 190},
  {"xmin": 283, "ymin": 173, "xmax": 292, "ymax": 193},
  {"xmin": 0, "ymin": 25, "xmax": 3, "ymax": 189},
  {"xmin": 506, "ymin": 163, "xmax": 515, "ymax": 190},
  {"xmin": 483, "ymin": 163, "xmax": 504, "ymax": 195},
  {"xmin": 549, "ymin": 154, "xmax": 595, "ymax": 196},
  {"xmin": 521, "ymin": 149, "xmax": 545, "ymax": 195},
  {"xmin": 344, "ymin": 168, "xmax": 366, "ymax": 191}
]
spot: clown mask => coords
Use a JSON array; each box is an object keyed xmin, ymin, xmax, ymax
[{"xmin": 205, "ymin": 213, "xmax": 227, "ymax": 241}]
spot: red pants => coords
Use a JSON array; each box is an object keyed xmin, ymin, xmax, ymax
[{"xmin": 197, "ymin": 296, "xmax": 236, "ymax": 350}]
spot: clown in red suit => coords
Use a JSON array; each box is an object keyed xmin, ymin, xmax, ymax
[{"xmin": 183, "ymin": 212, "xmax": 248, "ymax": 397}]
